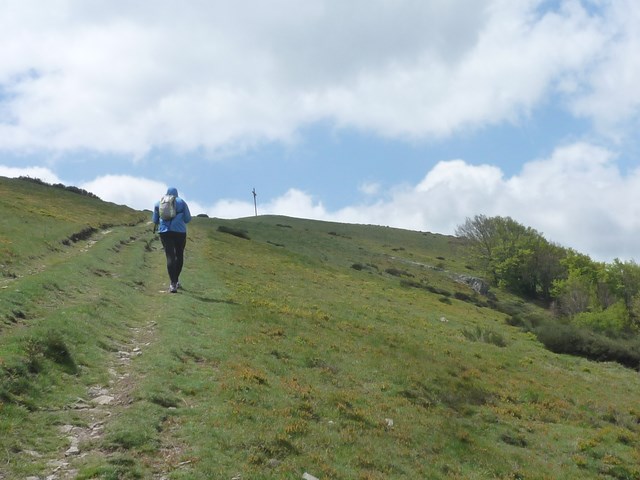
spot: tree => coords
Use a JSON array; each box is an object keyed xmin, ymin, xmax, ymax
[
  {"xmin": 456, "ymin": 215, "xmax": 564, "ymax": 299},
  {"xmin": 552, "ymin": 270, "xmax": 593, "ymax": 317},
  {"xmin": 551, "ymin": 249, "xmax": 605, "ymax": 316},
  {"xmin": 605, "ymin": 259, "xmax": 640, "ymax": 328},
  {"xmin": 455, "ymin": 214, "xmax": 500, "ymax": 279}
]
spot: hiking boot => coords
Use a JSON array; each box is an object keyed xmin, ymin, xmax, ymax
[{"xmin": 169, "ymin": 283, "xmax": 178, "ymax": 293}]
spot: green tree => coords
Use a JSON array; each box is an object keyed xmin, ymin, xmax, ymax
[
  {"xmin": 455, "ymin": 214, "xmax": 501, "ymax": 281},
  {"xmin": 456, "ymin": 215, "xmax": 565, "ymax": 300},
  {"xmin": 605, "ymin": 259, "xmax": 640, "ymax": 329},
  {"xmin": 551, "ymin": 249, "xmax": 605, "ymax": 316}
]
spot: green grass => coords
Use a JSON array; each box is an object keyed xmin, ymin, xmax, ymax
[
  {"xmin": 0, "ymin": 176, "xmax": 145, "ymax": 278},
  {"xmin": 1, "ymin": 178, "xmax": 640, "ymax": 479}
]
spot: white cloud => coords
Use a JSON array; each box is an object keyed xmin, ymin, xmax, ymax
[
  {"xmin": 205, "ymin": 188, "xmax": 329, "ymax": 220},
  {"xmin": 306, "ymin": 1, "xmax": 607, "ymax": 138},
  {"xmin": 0, "ymin": 0, "xmax": 631, "ymax": 155},
  {"xmin": 203, "ymin": 198, "xmax": 258, "ymax": 220},
  {"xmin": 0, "ymin": 165, "xmax": 62, "ymax": 184},
  {"xmin": 569, "ymin": 0, "xmax": 640, "ymax": 136},
  {"xmin": 80, "ymin": 175, "xmax": 167, "ymax": 211}
]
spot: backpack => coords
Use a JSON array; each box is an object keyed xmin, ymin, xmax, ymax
[{"xmin": 159, "ymin": 194, "xmax": 177, "ymax": 221}]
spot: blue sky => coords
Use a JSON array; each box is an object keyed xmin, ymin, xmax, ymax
[{"xmin": 1, "ymin": 0, "xmax": 640, "ymax": 262}]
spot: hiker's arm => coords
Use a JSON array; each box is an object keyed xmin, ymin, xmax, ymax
[
  {"xmin": 183, "ymin": 202, "xmax": 192, "ymax": 223},
  {"xmin": 151, "ymin": 204, "xmax": 160, "ymax": 232}
]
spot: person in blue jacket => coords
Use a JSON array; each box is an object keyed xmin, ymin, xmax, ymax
[{"xmin": 152, "ymin": 187, "xmax": 192, "ymax": 293}]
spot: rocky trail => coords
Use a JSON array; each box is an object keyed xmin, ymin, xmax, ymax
[
  {"xmin": 38, "ymin": 320, "xmax": 157, "ymax": 480},
  {"xmin": 0, "ymin": 223, "xmax": 189, "ymax": 479}
]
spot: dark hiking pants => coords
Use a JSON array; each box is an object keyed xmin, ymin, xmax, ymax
[{"xmin": 160, "ymin": 231, "xmax": 187, "ymax": 285}]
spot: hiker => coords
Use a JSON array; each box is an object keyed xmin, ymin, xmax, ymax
[{"xmin": 152, "ymin": 187, "xmax": 192, "ymax": 293}]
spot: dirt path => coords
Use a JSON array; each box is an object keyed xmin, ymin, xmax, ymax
[
  {"xmin": 11, "ymin": 226, "xmax": 175, "ymax": 480},
  {"xmin": 40, "ymin": 318, "xmax": 158, "ymax": 480},
  {"xmin": 0, "ymin": 223, "xmax": 218, "ymax": 479}
]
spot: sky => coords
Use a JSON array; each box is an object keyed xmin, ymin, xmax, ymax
[{"xmin": 1, "ymin": 0, "xmax": 640, "ymax": 262}]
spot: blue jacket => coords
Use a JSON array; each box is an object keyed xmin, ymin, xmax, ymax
[{"xmin": 152, "ymin": 187, "xmax": 192, "ymax": 233}]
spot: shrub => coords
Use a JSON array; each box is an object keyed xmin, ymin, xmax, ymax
[
  {"xmin": 385, "ymin": 268, "xmax": 413, "ymax": 277},
  {"xmin": 534, "ymin": 322, "xmax": 640, "ymax": 369},
  {"xmin": 400, "ymin": 279, "xmax": 424, "ymax": 289},
  {"xmin": 426, "ymin": 285, "xmax": 452, "ymax": 297},
  {"xmin": 493, "ymin": 300, "xmax": 527, "ymax": 317},
  {"xmin": 572, "ymin": 301, "xmax": 629, "ymax": 337},
  {"xmin": 454, "ymin": 291, "xmax": 473, "ymax": 302},
  {"xmin": 505, "ymin": 312, "xmax": 546, "ymax": 330}
]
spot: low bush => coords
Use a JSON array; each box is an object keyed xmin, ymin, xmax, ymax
[
  {"xmin": 454, "ymin": 291, "xmax": 489, "ymax": 308},
  {"xmin": 572, "ymin": 301, "xmax": 630, "ymax": 337},
  {"xmin": 534, "ymin": 322, "xmax": 640, "ymax": 369},
  {"xmin": 426, "ymin": 285, "xmax": 452, "ymax": 297},
  {"xmin": 385, "ymin": 268, "xmax": 413, "ymax": 277},
  {"xmin": 505, "ymin": 311, "xmax": 547, "ymax": 330},
  {"xmin": 400, "ymin": 279, "xmax": 424, "ymax": 289}
]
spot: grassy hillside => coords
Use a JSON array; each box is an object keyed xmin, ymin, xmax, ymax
[
  {"xmin": 0, "ymin": 176, "xmax": 146, "ymax": 279},
  {"xmin": 1, "ymin": 177, "xmax": 639, "ymax": 479}
]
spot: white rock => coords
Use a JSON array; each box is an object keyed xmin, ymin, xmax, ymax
[
  {"xmin": 302, "ymin": 473, "xmax": 319, "ymax": 480},
  {"xmin": 88, "ymin": 386, "xmax": 108, "ymax": 397},
  {"xmin": 92, "ymin": 395, "xmax": 115, "ymax": 405},
  {"xmin": 47, "ymin": 459, "xmax": 68, "ymax": 469},
  {"xmin": 65, "ymin": 445, "xmax": 80, "ymax": 456}
]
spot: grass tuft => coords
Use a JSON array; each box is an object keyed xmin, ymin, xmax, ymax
[{"xmin": 462, "ymin": 325, "xmax": 507, "ymax": 347}]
